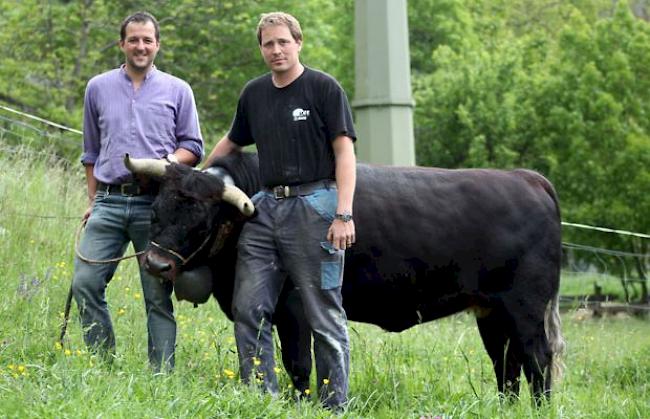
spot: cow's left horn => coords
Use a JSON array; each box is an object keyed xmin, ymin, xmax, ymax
[
  {"xmin": 222, "ymin": 185, "xmax": 255, "ymax": 216},
  {"xmin": 124, "ymin": 154, "xmax": 169, "ymax": 177}
]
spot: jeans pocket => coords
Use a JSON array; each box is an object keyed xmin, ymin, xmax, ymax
[
  {"xmin": 94, "ymin": 190, "xmax": 108, "ymax": 201},
  {"xmin": 320, "ymin": 241, "xmax": 343, "ymax": 290},
  {"xmin": 250, "ymin": 191, "xmax": 265, "ymax": 205},
  {"xmin": 304, "ymin": 188, "xmax": 338, "ymax": 223}
]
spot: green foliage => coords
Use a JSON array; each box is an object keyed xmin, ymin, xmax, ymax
[
  {"xmin": 0, "ymin": 0, "xmax": 353, "ymax": 147},
  {"xmin": 411, "ymin": 0, "xmax": 650, "ymax": 264}
]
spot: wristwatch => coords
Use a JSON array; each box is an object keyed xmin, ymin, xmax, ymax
[{"xmin": 335, "ymin": 213, "xmax": 353, "ymax": 222}]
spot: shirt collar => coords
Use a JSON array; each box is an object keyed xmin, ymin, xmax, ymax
[{"xmin": 119, "ymin": 64, "xmax": 157, "ymax": 81}]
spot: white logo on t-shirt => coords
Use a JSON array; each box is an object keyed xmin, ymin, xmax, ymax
[{"xmin": 292, "ymin": 108, "xmax": 310, "ymax": 121}]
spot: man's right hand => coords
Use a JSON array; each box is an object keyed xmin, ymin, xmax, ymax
[{"xmin": 82, "ymin": 203, "xmax": 93, "ymax": 223}]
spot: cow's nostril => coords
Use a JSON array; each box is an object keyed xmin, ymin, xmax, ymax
[{"xmin": 146, "ymin": 253, "xmax": 172, "ymax": 274}]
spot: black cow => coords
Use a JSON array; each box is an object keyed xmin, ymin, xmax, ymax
[{"xmin": 125, "ymin": 152, "xmax": 564, "ymax": 402}]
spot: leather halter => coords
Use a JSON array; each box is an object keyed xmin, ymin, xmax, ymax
[
  {"xmin": 150, "ymin": 233, "xmax": 213, "ymax": 267},
  {"xmin": 149, "ymin": 221, "xmax": 234, "ymax": 266}
]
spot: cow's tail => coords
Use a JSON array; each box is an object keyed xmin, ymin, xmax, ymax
[{"xmin": 545, "ymin": 292, "xmax": 565, "ymax": 381}]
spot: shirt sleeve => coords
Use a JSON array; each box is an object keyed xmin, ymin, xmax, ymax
[
  {"xmin": 322, "ymin": 76, "xmax": 356, "ymax": 143},
  {"xmin": 81, "ymin": 81, "xmax": 100, "ymax": 165},
  {"xmin": 227, "ymin": 86, "xmax": 254, "ymax": 147},
  {"xmin": 175, "ymin": 82, "xmax": 204, "ymax": 160}
]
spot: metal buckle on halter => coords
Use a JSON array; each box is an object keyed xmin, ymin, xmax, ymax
[{"xmin": 272, "ymin": 185, "xmax": 291, "ymax": 199}]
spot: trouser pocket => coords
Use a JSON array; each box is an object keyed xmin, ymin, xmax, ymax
[{"xmin": 320, "ymin": 241, "xmax": 344, "ymax": 289}]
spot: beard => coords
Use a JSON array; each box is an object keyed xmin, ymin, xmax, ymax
[{"xmin": 126, "ymin": 54, "xmax": 155, "ymax": 72}]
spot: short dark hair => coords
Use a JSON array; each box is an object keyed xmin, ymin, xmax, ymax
[
  {"xmin": 120, "ymin": 11, "xmax": 160, "ymax": 41},
  {"xmin": 256, "ymin": 12, "xmax": 302, "ymax": 45}
]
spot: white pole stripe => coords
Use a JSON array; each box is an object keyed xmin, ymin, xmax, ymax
[
  {"xmin": 562, "ymin": 222, "xmax": 650, "ymax": 239},
  {"xmin": 0, "ymin": 104, "xmax": 82, "ymax": 135}
]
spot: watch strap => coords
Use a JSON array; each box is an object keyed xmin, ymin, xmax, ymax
[{"xmin": 335, "ymin": 213, "xmax": 353, "ymax": 222}]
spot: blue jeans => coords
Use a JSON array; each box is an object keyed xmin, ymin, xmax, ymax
[
  {"xmin": 232, "ymin": 186, "xmax": 350, "ymax": 408},
  {"xmin": 72, "ymin": 190, "xmax": 175, "ymax": 371}
]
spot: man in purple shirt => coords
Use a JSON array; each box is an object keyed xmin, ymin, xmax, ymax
[{"xmin": 72, "ymin": 11, "xmax": 203, "ymax": 371}]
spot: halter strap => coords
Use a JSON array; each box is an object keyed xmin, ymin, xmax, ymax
[{"xmin": 150, "ymin": 232, "xmax": 213, "ymax": 266}]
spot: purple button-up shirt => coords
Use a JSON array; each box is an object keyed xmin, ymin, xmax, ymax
[{"xmin": 81, "ymin": 65, "xmax": 203, "ymax": 184}]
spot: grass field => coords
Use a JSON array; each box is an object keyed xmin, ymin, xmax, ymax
[{"xmin": 1, "ymin": 147, "xmax": 649, "ymax": 418}]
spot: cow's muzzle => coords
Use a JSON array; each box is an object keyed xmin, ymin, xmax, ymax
[{"xmin": 144, "ymin": 251, "xmax": 178, "ymax": 281}]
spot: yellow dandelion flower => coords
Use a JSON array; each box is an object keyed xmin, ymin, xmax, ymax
[
  {"xmin": 8, "ymin": 364, "xmax": 15, "ymax": 371},
  {"xmin": 76, "ymin": 350, "xmax": 82, "ymax": 356},
  {"xmin": 226, "ymin": 336, "xmax": 235, "ymax": 344},
  {"xmin": 134, "ymin": 292, "xmax": 141, "ymax": 300},
  {"xmin": 252, "ymin": 357, "xmax": 261, "ymax": 366},
  {"xmin": 117, "ymin": 308, "xmax": 126, "ymax": 316},
  {"xmin": 17, "ymin": 365, "xmax": 25, "ymax": 373},
  {"xmin": 223, "ymin": 368, "xmax": 236, "ymax": 379},
  {"xmin": 323, "ymin": 378, "xmax": 330, "ymax": 385},
  {"xmin": 304, "ymin": 389, "xmax": 311, "ymax": 395},
  {"xmin": 64, "ymin": 349, "xmax": 72, "ymax": 356},
  {"xmin": 287, "ymin": 383, "xmax": 293, "ymax": 389},
  {"xmin": 273, "ymin": 366, "xmax": 282, "ymax": 373},
  {"xmin": 125, "ymin": 287, "xmax": 131, "ymax": 292},
  {"xmin": 54, "ymin": 342, "xmax": 63, "ymax": 350}
]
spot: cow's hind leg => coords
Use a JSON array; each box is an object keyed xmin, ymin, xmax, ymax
[
  {"xmin": 520, "ymin": 325, "xmax": 552, "ymax": 405},
  {"xmin": 476, "ymin": 310, "xmax": 523, "ymax": 401},
  {"xmin": 502, "ymin": 299, "xmax": 553, "ymax": 405},
  {"xmin": 274, "ymin": 288, "xmax": 312, "ymax": 395}
]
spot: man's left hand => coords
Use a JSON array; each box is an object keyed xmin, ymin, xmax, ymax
[{"xmin": 327, "ymin": 219, "xmax": 356, "ymax": 250}]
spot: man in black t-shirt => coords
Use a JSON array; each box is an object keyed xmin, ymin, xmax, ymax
[{"xmin": 204, "ymin": 12, "xmax": 356, "ymax": 410}]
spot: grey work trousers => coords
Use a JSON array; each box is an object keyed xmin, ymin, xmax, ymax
[{"xmin": 232, "ymin": 186, "xmax": 350, "ymax": 408}]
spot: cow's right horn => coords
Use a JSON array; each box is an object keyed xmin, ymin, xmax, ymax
[
  {"xmin": 124, "ymin": 154, "xmax": 169, "ymax": 177},
  {"xmin": 222, "ymin": 185, "xmax": 255, "ymax": 216}
]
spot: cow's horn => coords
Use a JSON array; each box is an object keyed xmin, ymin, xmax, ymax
[
  {"xmin": 222, "ymin": 185, "xmax": 255, "ymax": 216},
  {"xmin": 124, "ymin": 154, "xmax": 169, "ymax": 177}
]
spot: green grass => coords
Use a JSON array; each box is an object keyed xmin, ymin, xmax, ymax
[{"xmin": 1, "ymin": 146, "xmax": 649, "ymax": 418}]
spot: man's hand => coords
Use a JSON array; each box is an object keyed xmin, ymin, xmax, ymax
[
  {"xmin": 327, "ymin": 218, "xmax": 356, "ymax": 250},
  {"xmin": 82, "ymin": 203, "xmax": 93, "ymax": 223}
]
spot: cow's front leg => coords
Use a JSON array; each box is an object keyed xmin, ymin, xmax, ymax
[{"xmin": 275, "ymin": 287, "xmax": 312, "ymax": 396}]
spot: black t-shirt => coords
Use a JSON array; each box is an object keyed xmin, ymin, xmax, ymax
[{"xmin": 228, "ymin": 67, "xmax": 356, "ymax": 187}]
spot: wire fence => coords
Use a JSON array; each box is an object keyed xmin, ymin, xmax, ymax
[{"xmin": 2, "ymin": 102, "xmax": 648, "ymax": 310}]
